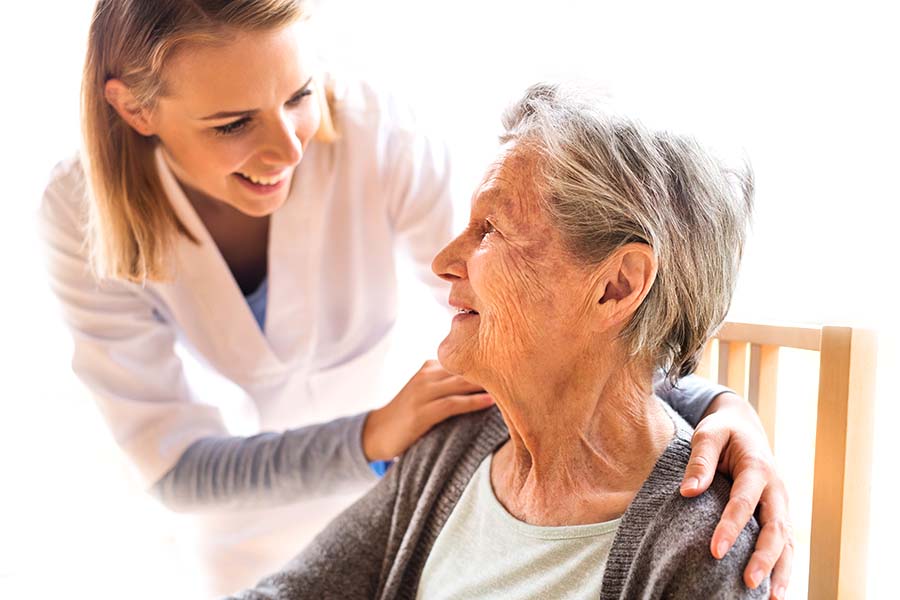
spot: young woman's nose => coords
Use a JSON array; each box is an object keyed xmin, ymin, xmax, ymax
[{"xmin": 259, "ymin": 113, "xmax": 303, "ymax": 166}]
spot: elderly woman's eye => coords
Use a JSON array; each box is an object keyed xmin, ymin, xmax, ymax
[{"xmin": 482, "ymin": 220, "xmax": 496, "ymax": 238}]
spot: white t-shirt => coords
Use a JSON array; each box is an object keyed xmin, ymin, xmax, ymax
[{"xmin": 418, "ymin": 455, "xmax": 621, "ymax": 600}]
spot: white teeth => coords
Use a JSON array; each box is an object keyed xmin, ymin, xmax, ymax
[{"xmin": 239, "ymin": 171, "xmax": 288, "ymax": 186}]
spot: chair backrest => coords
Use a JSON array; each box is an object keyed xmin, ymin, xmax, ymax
[{"xmin": 694, "ymin": 322, "xmax": 876, "ymax": 600}]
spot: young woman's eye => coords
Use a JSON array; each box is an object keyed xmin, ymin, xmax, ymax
[
  {"xmin": 213, "ymin": 117, "xmax": 251, "ymax": 136},
  {"xmin": 286, "ymin": 88, "xmax": 313, "ymax": 107}
]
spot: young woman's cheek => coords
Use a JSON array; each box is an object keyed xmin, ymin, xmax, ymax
[
  {"xmin": 294, "ymin": 104, "xmax": 321, "ymax": 147},
  {"xmin": 214, "ymin": 137, "xmax": 259, "ymax": 173}
]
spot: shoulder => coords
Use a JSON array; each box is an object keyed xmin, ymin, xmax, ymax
[
  {"xmin": 329, "ymin": 76, "xmax": 447, "ymax": 174},
  {"xmin": 614, "ymin": 412, "xmax": 768, "ymax": 598},
  {"xmin": 395, "ymin": 407, "xmax": 507, "ymax": 493},
  {"xmin": 40, "ymin": 154, "xmax": 89, "ymax": 236},
  {"xmin": 654, "ymin": 476, "xmax": 766, "ymax": 597},
  {"xmin": 402, "ymin": 406, "xmax": 506, "ymax": 466},
  {"xmin": 330, "ymin": 76, "xmax": 421, "ymax": 143},
  {"xmin": 43, "ymin": 154, "xmax": 87, "ymax": 206}
]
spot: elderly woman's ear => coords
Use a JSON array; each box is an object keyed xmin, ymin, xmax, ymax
[{"xmin": 594, "ymin": 243, "xmax": 657, "ymax": 327}]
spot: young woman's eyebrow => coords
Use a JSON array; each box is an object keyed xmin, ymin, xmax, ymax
[{"xmin": 198, "ymin": 76, "xmax": 314, "ymax": 120}]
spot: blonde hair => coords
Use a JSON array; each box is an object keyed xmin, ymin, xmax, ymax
[{"xmin": 81, "ymin": 0, "xmax": 335, "ymax": 281}]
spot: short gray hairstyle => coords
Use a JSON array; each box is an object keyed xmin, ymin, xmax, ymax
[{"xmin": 501, "ymin": 83, "xmax": 753, "ymax": 382}]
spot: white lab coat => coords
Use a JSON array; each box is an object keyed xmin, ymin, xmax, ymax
[{"xmin": 40, "ymin": 78, "xmax": 453, "ymax": 594}]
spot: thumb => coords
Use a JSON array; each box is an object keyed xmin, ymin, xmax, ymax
[{"xmin": 681, "ymin": 427, "xmax": 727, "ymax": 497}]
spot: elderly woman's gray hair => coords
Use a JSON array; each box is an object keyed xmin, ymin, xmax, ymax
[{"xmin": 501, "ymin": 83, "xmax": 753, "ymax": 382}]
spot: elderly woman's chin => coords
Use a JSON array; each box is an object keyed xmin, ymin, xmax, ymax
[{"xmin": 436, "ymin": 329, "xmax": 471, "ymax": 377}]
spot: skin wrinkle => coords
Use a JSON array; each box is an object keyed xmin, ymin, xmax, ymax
[{"xmin": 434, "ymin": 144, "xmax": 674, "ymax": 527}]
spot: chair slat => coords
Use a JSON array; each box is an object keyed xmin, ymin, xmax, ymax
[
  {"xmin": 714, "ymin": 322, "xmax": 875, "ymax": 599},
  {"xmin": 718, "ymin": 322, "xmax": 821, "ymax": 351},
  {"xmin": 748, "ymin": 344, "xmax": 778, "ymax": 451},
  {"xmin": 720, "ymin": 341, "xmax": 749, "ymax": 399},
  {"xmin": 809, "ymin": 327, "xmax": 876, "ymax": 599},
  {"xmin": 695, "ymin": 340, "xmax": 716, "ymax": 381}
]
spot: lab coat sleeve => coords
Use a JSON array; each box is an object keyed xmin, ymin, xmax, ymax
[
  {"xmin": 39, "ymin": 160, "xmax": 229, "ymax": 488},
  {"xmin": 383, "ymin": 119, "xmax": 454, "ymax": 306},
  {"xmin": 654, "ymin": 372, "xmax": 732, "ymax": 428}
]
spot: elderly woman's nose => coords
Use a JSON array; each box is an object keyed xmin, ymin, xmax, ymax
[{"xmin": 432, "ymin": 235, "xmax": 468, "ymax": 281}]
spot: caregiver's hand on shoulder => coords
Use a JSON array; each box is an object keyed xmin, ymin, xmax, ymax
[
  {"xmin": 362, "ymin": 360, "xmax": 493, "ymax": 462},
  {"xmin": 680, "ymin": 391, "xmax": 793, "ymax": 600}
]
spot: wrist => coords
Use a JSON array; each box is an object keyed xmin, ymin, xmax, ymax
[
  {"xmin": 362, "ymin": 407, "xmax": 389, "ymax": 462},
  {"xmin": 703, "ymin": 391, "xmax": 744, "ymax": 418},
  {"xmin": 704, "ymin": 391, "xmax": 767, "ymax": 436}
]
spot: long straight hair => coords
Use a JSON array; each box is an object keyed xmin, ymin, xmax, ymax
[{"xmin": 81, "ymin": 0, "xmax": 335, "ymax": 282}]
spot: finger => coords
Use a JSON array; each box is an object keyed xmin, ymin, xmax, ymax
[
  {"xmin": 681, "ymin": 427, "xmax": 728, "ymax": 497},
  {"xmin": 749, "ymin": 484, "xmax": 792, "ymax": 596},
  {"xmin": 710, "ymin": 469, "xmax": 766, "ymax": 560},
  {"xmin": 741, "ymin": 515, "xmax": 788, "ymax": 589},
  {"xmin": 768, "ymin": 530, "xmax": 794, "ymax": 600},
  {"xmin": 429, "ymin": 376, "xmax": 485, "ymax": 398},
  {"xmin": 418, "ymin": 359, "xmax": 450, "ymax": 379},
  {"xmin": 424, "ymin": 393, "xmax": 494, "ymax": 423}
]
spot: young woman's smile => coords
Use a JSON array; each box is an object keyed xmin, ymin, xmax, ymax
[{"xmin": 149, "ymin": 22, "xmax": 321, "ymax": 217}]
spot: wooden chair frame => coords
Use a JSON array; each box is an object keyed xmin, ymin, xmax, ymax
[{"xmin": 695, "ymin": 322, "xmax": 876, "ymax": 599}]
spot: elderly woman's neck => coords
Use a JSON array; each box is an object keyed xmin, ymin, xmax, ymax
[{"xmin": 489, "ymin": 361, "xmax": 674, "ymax": 527}]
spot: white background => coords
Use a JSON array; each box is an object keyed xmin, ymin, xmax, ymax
[{"xmin": 1, "ymin": 1, "xmax": 897, "ymax": 598}]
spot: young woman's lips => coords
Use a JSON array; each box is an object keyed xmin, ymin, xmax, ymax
[{"xmin": 232, "ymin": 172, "xmax": 289, "ymax": 195}]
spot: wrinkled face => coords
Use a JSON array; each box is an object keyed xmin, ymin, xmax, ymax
[
  {"xmin": 432, "ymin": 146, "xmax": 600, "ymax": 386},
  {"xmin": 150, "ymin": 22, "xmax": 321, "ymax": 217}
]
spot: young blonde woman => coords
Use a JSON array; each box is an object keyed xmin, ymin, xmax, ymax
[{"xmin": 41, "ymin": 0, "xmax": 793, "ymax": 596}]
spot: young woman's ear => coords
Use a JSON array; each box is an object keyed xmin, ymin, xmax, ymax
[
  {"xmin": 595, "ymin": 243, "xmax": 658, "ymax": 327},
  {"xmin": 104, "ymin": 79, "xmax": 156, "ymax": 136}
]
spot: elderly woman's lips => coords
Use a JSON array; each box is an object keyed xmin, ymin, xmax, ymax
[{"xmin": 452, "ymin": 309, "xmax": 479, "ymax": 323}]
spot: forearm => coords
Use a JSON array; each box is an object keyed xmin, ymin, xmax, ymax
[
  {"xmin": 152, "ymin": 413, "xmax": 378, "ymax": 512},
  {"xmin": 655, "ymin": 373, "xmax": 732, "ymax": 428}
]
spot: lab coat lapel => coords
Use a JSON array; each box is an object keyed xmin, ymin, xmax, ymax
[
  {"xmin": 266, "ymin": 140, "xmax": 333, "ymax": 368},
  {"xmin": 155, "ymin": 149, "xmax": 283, "ymax": 378}
]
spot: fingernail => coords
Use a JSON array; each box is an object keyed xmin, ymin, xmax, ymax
[
  {"xmin": 773, "ymin": 584, "xmax": 786, "ymax": 599},
  {"xmin": 749, "ymin": 568, "xmax": 764, "ymax": 588},
  {"xmin": 681, "ymin": 477, "xmax": 699, "ymax": 493},
  {"xmin": 715, "ymin": 540, "xmax": 729, "ymax": 559}
]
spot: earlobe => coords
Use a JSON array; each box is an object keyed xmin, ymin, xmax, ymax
[{"xmin": 104, "ymin": 79, "xmax": 156, "ymax": 136}]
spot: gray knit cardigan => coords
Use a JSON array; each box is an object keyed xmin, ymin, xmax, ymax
[{"xmin": 231, "ymin": 404, "xmax": 768, "ymax": 599}]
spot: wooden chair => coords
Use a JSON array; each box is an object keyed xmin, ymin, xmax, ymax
[{"xmin": 694, "ymin": 322, "xmax": 877, "ymax": 600}]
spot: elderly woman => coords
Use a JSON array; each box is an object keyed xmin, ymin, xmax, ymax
[{"xmin": 233, "ymin": 84, "xmax": 768, "ymax": 599}]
